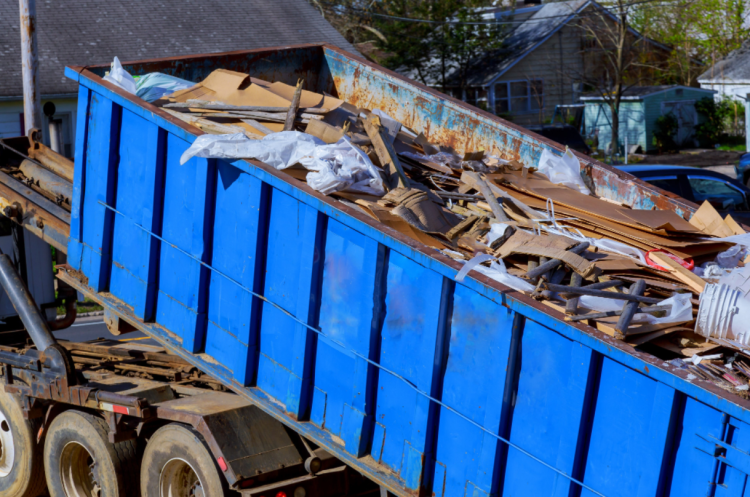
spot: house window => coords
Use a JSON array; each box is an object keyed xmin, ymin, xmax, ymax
[
  {"xmin": 494, "ymin": 80, "xmax": 544, "ymax": 115},
  {"xmin": 464, "ymin": 87, "xmax": 488, "ymax": 110}
]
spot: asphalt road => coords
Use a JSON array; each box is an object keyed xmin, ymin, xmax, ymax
[{"xmin": 52, "ymin": 315, "xmax": 159, "ymax": 346}]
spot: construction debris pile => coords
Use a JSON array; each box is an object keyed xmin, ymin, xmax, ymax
[{"xmin": 112, "ymin": 66, "xmax": 750, "ymax": 396}]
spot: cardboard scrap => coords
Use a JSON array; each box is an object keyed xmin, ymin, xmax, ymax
[
  {"xmin": 379, "ymin": 188, "xmax": 460, "ymax": 235},
  {"xmin": 170, "ymin": 69, "xmax": 343, "ymax": 111},
  {"xmin": 305, "ymin": 120, "xmax": 344, "ymax": 144},
  {"xmin": 618, "ymin": 208, "xmax": 699, "ymax": 233},
  {"xmin": 495, "ymin": 229, "xmax": 599, "ymax": 279},
  {"xmin": 689, "ymin": 201, "xmax": 735, "ymax": 237},
  {"xmin": 725, "ymin": 214, "xmax": 746, "ymax": 235},
  {"xmin": 355, "ymin": 201, "xmax": 445, "ymax": 249}
]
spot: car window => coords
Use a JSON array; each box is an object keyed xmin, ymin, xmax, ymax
[
  {"xmin": 688, "ymin": 176, "xmax": 748, "ymax": 210},
  {"xmin": 646, "ymin": 177, "xmax": 682, "ymax": 196}
]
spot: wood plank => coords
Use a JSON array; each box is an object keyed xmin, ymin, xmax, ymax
[
  {"xmin": 362, "ymin": 115, "xmax": 409, "ymax": 189},
  {"xmin": 284, "ymin": 79, "xmax": 303, "ymax": 131},
  {"xmin": 649, "ymin": 252, "xmax": 706, "ymax": 294}
]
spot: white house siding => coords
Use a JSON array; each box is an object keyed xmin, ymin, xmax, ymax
[
  {"xmin": 0, "ymin": 98, "xmax": 78, "ymax": 158},
  {"xmin": 698, "ymin": 81, "xmax": 750, "ymax": 102}
]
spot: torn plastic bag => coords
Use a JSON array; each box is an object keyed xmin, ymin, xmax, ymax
[
  {"xmin": 180, "ymin": 131, "xmax": 384, "ymax": 196},
  {"xmin": 716, "ymin": 244, "xmax": 747, "ymax": 268},
  {"xmin": 486, "ymin": 223, "xmax": 511, "ymax": 246},
  {"xmin": 136, "ymin": 73, "xmax": 195, "ymax": 102},
  {"xmin": 455, "ymin": 254, "xmax": 536, "ymax": 293},
  {"xmin": 401, "ymin": 151, "xmax": 462, "ymax": 169},
  {"xmin": 103, "ymin": 56, "xmax": 137, "ymax": 94},
  {"xmin": 536, "ymin": 147, "xmax": 590, "ymax": 195},
  {"xmin": 579, "ymin": 292, "xmax": 692, "ymax": 325}
]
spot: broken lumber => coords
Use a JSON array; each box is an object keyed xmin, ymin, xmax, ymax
[
  {"xmin": 649, "ymin": 251, "xmax": 706, "ymax": 294},
  {"xmin": 362, "ymin": 115, "xmax": 409, "ymax": 189},
  {"xmin": 284, "ymin": 79, "xmax": 304, "ymax": 131}
]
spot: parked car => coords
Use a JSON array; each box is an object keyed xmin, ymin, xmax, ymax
[
  {"xmin": 617, "ymin": 164, "xmax": 750, "ymax": 225},
  {"xmin": 735, "ymin": 152, "xmax": 750, "ymax": 186}
]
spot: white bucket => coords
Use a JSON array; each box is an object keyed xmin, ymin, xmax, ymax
[{"xmin": 696, "ymin": 283, "xmax": 750, "ymax": 345}]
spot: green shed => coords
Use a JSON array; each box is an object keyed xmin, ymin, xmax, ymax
[{"xmin": 582, "ymin": 86, "xmax": 716, "ymax": 152}]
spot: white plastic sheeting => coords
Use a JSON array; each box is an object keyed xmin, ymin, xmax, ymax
[
  {"xmin": 536, "ymin": 147, "xmax": 590, "ymax": 195},
  {"xmin": 579, "ymin": 292, "xmax": 693, "ymax": 325},
  {"xmin": 180, "ymin": 132, "xmax": 385, "ymax": 196},
  {"xmin": 103, "ymin": 56, "xmax": 137, "ymax": 94},
  {"xmin": 454, "ymin": 253, "xmax": 538, "ymax": 293}
]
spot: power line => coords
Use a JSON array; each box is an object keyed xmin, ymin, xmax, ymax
[{"xmin": 319, "ymin": 0, "xmax": 690, "ymax": 26}]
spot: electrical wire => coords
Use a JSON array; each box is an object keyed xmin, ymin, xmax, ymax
[{"xmin": 318, "ymin": 0, "xmax": 693, "ymax": 26}]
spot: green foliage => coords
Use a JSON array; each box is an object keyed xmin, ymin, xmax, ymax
[
  {"xmin": 628, "ymin": 0, "xmax": 749, "ymax": 85},
  {"xmin": 371, "ymin": 0, "xmax": 506, "ymax": 93},
  {"xmin": 695, "ymin": 97, "xmax": 745, "ymax": 148},
  {"xmin": 652, "ymin": 113, "xmax": 678, "ymax": 152}
]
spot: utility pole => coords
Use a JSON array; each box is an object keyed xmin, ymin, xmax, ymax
[{"xmin": 19, "ymin": 0, "xmax": 41, "ymax": 135}]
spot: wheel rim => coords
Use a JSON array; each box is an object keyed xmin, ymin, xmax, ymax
[
  {"xmin": 0, "ymin": 409, "xmax": 14, "ymax": 477},
  {"xmin": 59, "ymin": 441, "xmax": 100, "ymax": 497},
  {"xmin": 160, "ymin": 458, "xmax": 205, "ymax": 497}
]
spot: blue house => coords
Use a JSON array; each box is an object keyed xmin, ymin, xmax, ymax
[{"xmin": 582, "ymin": 86, "xmax": 716, "ymax": 152}]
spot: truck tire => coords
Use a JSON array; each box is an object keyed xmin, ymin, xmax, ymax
[
  {"xmin": 0, "ymin": 389, "xmax": 46, "ymax": 497},
  {"xmin": 43, "ymin": 410, "xmax": 139, "ymax": 497},
  {"xmin": 140, "ymin": 423, "xmax": 229, "ymax": 497}
]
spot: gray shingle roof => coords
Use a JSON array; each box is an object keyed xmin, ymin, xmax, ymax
[
  {"xmin": 461, "ymin": 0, "xmax": 589, "ymax": 87},
  {"xmin": 0, "ymin": 0, "xmax": 359, "ymax": 98},
  {"xmin": 698, "ymin": 40, "xmax": 750, "ymax": 84}
]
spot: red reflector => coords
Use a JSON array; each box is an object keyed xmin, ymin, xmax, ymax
[
  {"xmin": 217, "ymin": 457, "xmax": 227, "ymax": 472},
  {"xmin": 112, "ymin": 405, "xmax": 128, "ymax": 415},
  {"xmin": 276, "ymin": 492, "xmax": 287, "ymax": 497}
]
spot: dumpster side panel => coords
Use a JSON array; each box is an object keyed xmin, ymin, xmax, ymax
[
  {"xmin": 109, "ymin": 110, "xmax": 165, "ymax": 320},
  {"xmin": 501, "ymin": 320, "xmax": 596, "ymax": 497},
  {"xmin": 64, "ymin": 47, "xmax": 750, "ymax": 497},
  {"xmin": 205, "ymin": 161, "xmax": 269, "ymax": 386},
  {"xmin": 155, "ymin": 137, "xmax": 216, "ymax": 352}
]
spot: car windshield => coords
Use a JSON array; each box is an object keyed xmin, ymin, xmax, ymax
[{"xmin": 688, "ymin": 176, "xmax": 748, "ymax": 210}]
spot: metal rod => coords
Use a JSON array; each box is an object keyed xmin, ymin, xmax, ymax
[
  {"xmin": 566, "ymin": 273, "xmax": 583, "ymax": 315},
  {"xmin": 47, "ymin": 298, "xmax": 76, "ymax": 331},
  {"xmin": 560, "ymin": 279, "xmax": 624, "ymax": 298},
  {"xmin": 566, "ymin": 304, "xmax": 672, "ymax": 322},
  {"xmin": 0, "ymin": 253, "xmax": 55, "ymax": 351},
  {"xmin": 541, "ymin": 282, "xmax": 663, "ymax": 304},
  {"xmin": 524, "ymin": 242, "xmax": 590, "ymax": 280},
  {"xmin": 616, "ymin": 279, "xmax": 646, "ymax": 337},
  {"xmin": 19, "ymin": 0, "xmax": 41, "ymax": 134}
]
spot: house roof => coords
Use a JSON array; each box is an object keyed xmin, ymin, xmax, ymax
[
  {"xmin": 0, "ymin": 0, "xmax": 359, "ymax": 99},
  {"xmin": 461, "ymin": 0, "xmax": 589, "ymax": 87},
  {"xmin": 580, "ymin": 85, "xmax": 716, "ymax": 101},
  {"xmin": 698, "ymin": 40, "xmax": 750, "ymax": 84}
]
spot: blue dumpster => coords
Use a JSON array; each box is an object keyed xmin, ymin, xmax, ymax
[{"xmin": 61, "ymin": 44, "xmax": 747, "ymax": 497}]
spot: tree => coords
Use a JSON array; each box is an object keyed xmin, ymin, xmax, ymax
[
  {"xmin": 570, "ymin": 0, "xmax": 663, "ymax": 160},
  {"xmin": 629, "ymin": 0, "xmax": 749, "ymax": 86},
  {"xmin": 370, "ymin": 0, "xmax": 508, "ymax": 95}
]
